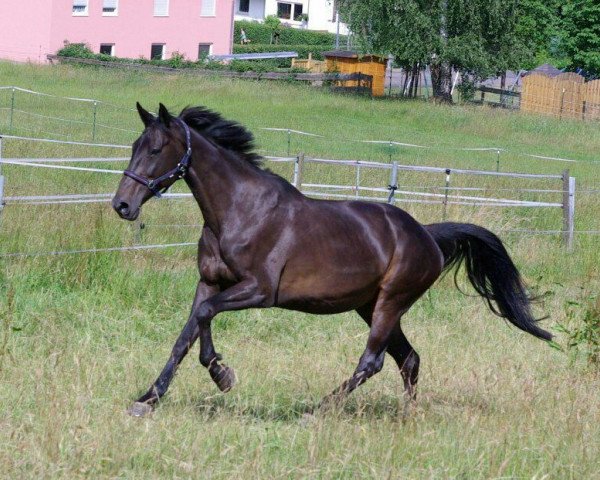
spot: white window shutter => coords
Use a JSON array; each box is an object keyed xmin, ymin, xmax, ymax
[
  {"xmin": 201, "ymin": 0, "xmax": 216, "ymax": 16},
  {"xmin": 154, "ymin": 0, "xmax": 169, "ymax": 16},
  {"xmin": 73, "ymin": 0, "xmax": 88, "ymax": 7},
  {"xmin": 103, "ymin": 0, "xmax": 118, "ymax": 9}
]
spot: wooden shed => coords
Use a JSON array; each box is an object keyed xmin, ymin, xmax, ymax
[{"xmin": 322, "ymin": 51, "xmax": 388, "ymax": 96}]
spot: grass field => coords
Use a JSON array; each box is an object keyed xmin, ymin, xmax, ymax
[{"xmin": 0, "ymin": 61, "xmax": 599, "ymax": 479}]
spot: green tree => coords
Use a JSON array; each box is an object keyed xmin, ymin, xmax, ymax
[
  {"xmin": 562, "ymin": 0, "xmax": 600, "ymax": 75},
  {"xmin": 516, "ymin": 0, "xmax": 563, "ymax": 69},
  {"xmin": 339, "ymin": 0, "xmax": 535, "ymax": 102}
]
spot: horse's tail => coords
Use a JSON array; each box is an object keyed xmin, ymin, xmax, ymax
[{"xmin": 425, "ymin": 222, "xmax": 552, "ymax": 341}]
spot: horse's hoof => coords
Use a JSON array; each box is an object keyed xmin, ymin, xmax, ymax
[
  {"xmin": 127, "ymin": 402, "xmax": 154, "ymax": 417},
  {"xmin": 215, "ymin": 365, "xmax": 237, "ymax": 392}
]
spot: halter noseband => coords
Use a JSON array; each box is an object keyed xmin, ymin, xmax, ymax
[{"xmin": 123, "ymin": 118, "xmax": 192, "ymax": 198}]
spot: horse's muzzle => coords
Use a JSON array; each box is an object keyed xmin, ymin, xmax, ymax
[{"xmin": 112, "ymin": 199, "xmax": 140, "ymax": 221}]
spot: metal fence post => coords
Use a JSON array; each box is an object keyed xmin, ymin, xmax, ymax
[
  {"xmin": 562, "ymin": 171, "xmax": 575, "ymax": 251},
  {"xmin": 568, "ymin": 176, "xmax": 575, "ymax": 251},
  {"xmin": 496, "ymin": 149, "xmax": 501, "ymax": 172},
  {"xmin": 286, "ymin": 129, "xmax": 291, "ymax": 157},
  {"xmin": 9, "ymin": 87, "xmax": 15, "ymax": 131},
  {"xmin": 387, "ymin": 161, "xmax": 398, "ymax": 204},
  {"xmin": 562, "ymin": 169, "xmax": 574, "ymax": 250},
  {"xmin": 355, "ymin": 162, "xmax": 361, "ymax": 198},
  {"xmin": 442, "ymin": 168, "xmax": 451, "ymax": 220},
  {"xmin": 294, "ymin": 152, "xmax": 304, "ymax": 191},
  {"xmin": 92, "ymin": 101, "xmax": 98, "ymax": 141}
]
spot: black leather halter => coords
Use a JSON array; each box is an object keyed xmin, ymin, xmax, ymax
[{"xmin": 123, "ymin": 118, "xmax": 192, "ymax": 198}]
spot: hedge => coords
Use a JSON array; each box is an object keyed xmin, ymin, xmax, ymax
[
  {"xmin": 234, "ymin": 20, "xmax": 342, "ymax": 47},
  {"xmin": 57, "ymin": 43, "xmax": 301, "ymax": 72}
]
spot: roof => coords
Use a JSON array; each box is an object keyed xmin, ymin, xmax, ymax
[
  {"xmin": 525, "ymin": 63, "xmax": 563, "ymax": 78},
  {"xmin": 322, "ymin": 50, "xmax": 387, "ymax": 62}
]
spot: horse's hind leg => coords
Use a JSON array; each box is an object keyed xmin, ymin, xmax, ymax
[
  {"xmin": 357, "ymin": 306, "xmax": 420, "ymax": 401},
  {"xmin": 387, "ymin": 324, "xmax": 420, "ymax": 400},
  {"xmin": 319, "ymin": 292, "xmax": 414, "ymax": 410}
]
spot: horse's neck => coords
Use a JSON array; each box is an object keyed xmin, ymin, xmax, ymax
[{"xmin": 185, "ymin": 146, "xmax": 268, "ymax": 235}]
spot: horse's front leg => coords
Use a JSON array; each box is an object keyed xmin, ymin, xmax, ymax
[
  {"xmin": 197, "ymin": 278, "xmax": 272, "ymax": 392},
  {"xmin": 128, "ymin": 281, "xmax": 219, "ymax": 417}
]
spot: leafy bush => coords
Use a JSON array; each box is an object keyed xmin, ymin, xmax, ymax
[
  {"xmin": 229, "ymin": 59, "xmax": 282, "ymax": 73},
  {"xmin": 234, "ymin": 20, "xmax": 341, "ymax": 46},
  {"xmin": 56, "ymin": 44, "xmax": 297, "ymax": 73},
  {"xmin": 555, "ymin": 291, "xmax": 600, "ymax": 370},
  {"xmin": 57, "ymin": 42, "xmax": 95, "ymax": 58}
]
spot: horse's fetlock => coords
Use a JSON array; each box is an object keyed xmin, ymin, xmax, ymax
[{"xmin": 199, "ymin": 353, "xmax": 215, "ymax": 368}]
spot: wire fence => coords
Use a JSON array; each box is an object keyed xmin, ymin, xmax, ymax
[
  {"xmin": 0, "ymin": 85, "xmax": 596, "ymax": 259},
  {"xmin": 0, "ymin": 139, "xmax": 579, "ymax": 258},
  {"xmin": 2, "ymin": 86, "xmax": 599, "ymax": 169}
]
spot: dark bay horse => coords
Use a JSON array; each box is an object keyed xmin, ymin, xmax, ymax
[{"xmin": 112, "ymin": 103, "xmax": 551, "ymax": 417}]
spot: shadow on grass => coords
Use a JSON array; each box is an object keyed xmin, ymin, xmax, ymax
[{"xmin": 162, "ymin": 392, "xmax": 416, "ymax": 422}]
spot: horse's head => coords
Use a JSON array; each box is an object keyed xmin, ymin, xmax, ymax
[{"xmin": 112, "ymin": 103, "xmax": 189, "ymax": 221}]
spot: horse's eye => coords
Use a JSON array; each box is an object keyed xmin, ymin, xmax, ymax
[{"xmin": 150, "ymin": 148, "xmax": 162, "ymax": 155}]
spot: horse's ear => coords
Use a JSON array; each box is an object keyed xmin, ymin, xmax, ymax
[
  {"xmin": 158, "ymin": 103, "xmax": 172, "ymax": 128},
  {"xmin": 136, "ymin": 102, "xmax": 155, "ymax": 128}
]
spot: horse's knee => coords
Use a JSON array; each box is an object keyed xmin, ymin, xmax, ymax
[{"xmin": 195, "ymin": 301, "xmax": 216, "ymax": 324}]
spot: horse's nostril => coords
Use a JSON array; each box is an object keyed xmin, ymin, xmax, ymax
[{"xmin": 117, "ymin": 201, "xmax": 130, "ymax": 214}]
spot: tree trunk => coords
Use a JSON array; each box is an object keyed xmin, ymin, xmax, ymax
[
  {"xmin": 430, "ymin": 62, "xmax": 453, "ymax": 103},
  {"xmin": 411, "ymin": 63, "xmax": 419, "ymax": 98},
  {"xmin": 432, "ymin": 0, "xmax": 453, "ymax": 103},
  {"xmin": 402, "ymin": 68, "xmax": 410, "ymax": 97}
]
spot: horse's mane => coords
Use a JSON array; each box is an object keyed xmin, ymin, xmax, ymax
[{"xmin": 179, "ymin": 106, "xmax": 263, "ymax": 168}]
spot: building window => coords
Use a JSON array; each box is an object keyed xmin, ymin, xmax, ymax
[
  {"xmin": 72, "ymin": 0, "xmax": 88, "ymax": 16},
  {"xmin": 238, "ymin": 0, "xmax": 250, "ymax": 13},
  {"xmin": 99, "ymin": 44, "xmax": 114, "ymax": 56},
  {"xmin": 277, "ymin": 2, "xmax": 303, "ymax": 21},
  {"xmin": 103, "ymin": 0, "xmax": 118, "ymax": 15},
  {"xmin": 151, "ymin": 44, "xmax": 165, "ymax": 60},
  {"xmin": 154, "ymin": 0, "xmax": 169, "ymax": 16},
  {"xmin": 277, "ymin": 2, "xmax": 291, "ymax": 19},
  {"xmin": 198, "ymin": 43, "xmax": 212, "ymax": 59},
  {"xmin": 200, "ymin": 0, "xmax": 216, "ymax": 17}
]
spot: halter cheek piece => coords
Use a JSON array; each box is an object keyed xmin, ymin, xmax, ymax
[{"xmin": 123, "ymin": 118, "xmax": 192, "ymax": 198}]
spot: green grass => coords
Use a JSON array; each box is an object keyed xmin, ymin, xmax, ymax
[{"xmin": 0, "ymin": 61, "xmax": 599, "ymax": 479}]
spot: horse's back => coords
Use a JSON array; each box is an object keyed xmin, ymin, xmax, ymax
[{"xmin": 275, "ymin": 197, "xmax": 442, "ymax": 313}]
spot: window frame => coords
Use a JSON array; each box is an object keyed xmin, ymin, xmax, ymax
[
  {"xmin": 153, "ymin": 0, "xmax": 169, "ymax": 17},
  {"xmin": 198, "ymin": 43, "xmax": 213, "ymax": 59},
  {"xmin": 99, "ymin": 44, "xmax": 115, "ymax": 56},
  {"xmin": 293, "ymin": 3, "xmax": 303, "ymax": 21},
  {"xmin": 276, "ymin": 2, "xmax": 304, "ymax": 21},
  {"xmin": 150, "ymin": 43, "xmax": 166, "ymax": 60},
  {"xmin": 237, "ymin": 0, "xmax": 250, "ymax": 14},
  {"xmin": 276, "ymin": 2, "xmax": 292, "ymax": 20},
  {"xmin": 72, "ymin": 0, "xmax": 89, "ymax": 16},
  {"xmin": 102, "ymin": 0, "xmax": 119, "ymax": 16},
  {"xmin": 200, "ymin": 0, "xmax": 216, "ymax": 17}
]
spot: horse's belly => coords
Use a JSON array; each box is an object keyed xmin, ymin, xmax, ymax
[{"xmin": 275, "ymin": 268, "xmax": 381, "ymax": 314}]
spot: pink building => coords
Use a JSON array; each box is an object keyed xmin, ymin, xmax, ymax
[{"xmin": 0, "ymin": 0, "xmax": 234, "ymax": 64}]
